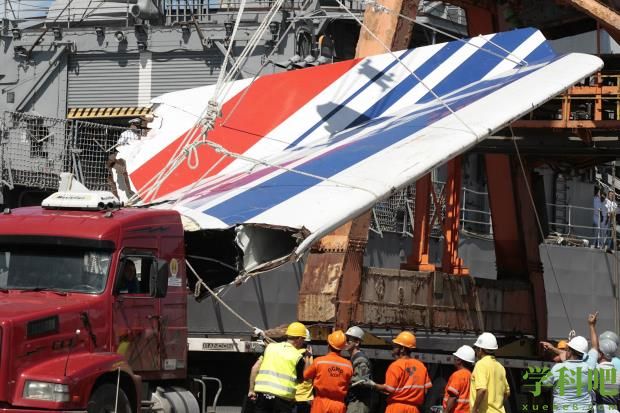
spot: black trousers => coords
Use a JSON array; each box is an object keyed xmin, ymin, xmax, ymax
[
  {"xmin": 255, "ymin": 393, "xmax": 295, "ymax": 413},
  {"xmin": 294, "ymin": 401, "xmax": 311, "ymax": 413}
]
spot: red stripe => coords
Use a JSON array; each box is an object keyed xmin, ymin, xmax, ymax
[{"xmin": 130, "ymin": 59, "xmax": 360, "ymax": 201}]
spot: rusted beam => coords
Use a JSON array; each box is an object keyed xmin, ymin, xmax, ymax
[
  {"xmin": 463, "ymin": 3, "xmax": 498, "ymax": 36},
  {"xmin": 485, "ymin": 154, "xmax": 528, "ymax": 277},
  {"xmin": 334, "ymin": 212, "xmax": 373, "ymax": 330},
  {"xmin": 298, "ymin": 0, "xmax": 421, "ymax": 329},
  {"xmin": 441, "ymin": 157, "xmax": 469, "ymax": 275},
  {"xmin": 561, "ymin": 0, "xmax": 620, "ymax": 44},
  {"xmin": 403, "ymin": 173, "xmax": 436, "ymax": 271},
  {"xmin": 513, "ymin": 159, "xmax": 548, "ymax": 341},
  {"xmin": 297, "ymin": 212, "xmax": 372, "ymax": 327},
  {"xmin": 356, "ymin": 0, "xmax": 419, "ymax": 56}
]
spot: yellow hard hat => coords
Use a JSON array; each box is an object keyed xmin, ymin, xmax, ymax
[
  {"xmin": 393, "ymin": 331, "xmax": 416, "ymax": 349},
  {"xmin": 286, "ymin": 322, "xmax": 307, "ymax": 338},
  {"xmin": 558, "ymin": 340, "xmax": 568, "ymax": 350},
  {"xmin": 328, "ymin": 330, "xmax": 347, "ymax": 350}
]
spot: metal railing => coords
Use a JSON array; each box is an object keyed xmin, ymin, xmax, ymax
[
  {"xmin": 371, "ymin": 180, "xmax": 607, "ymax": 248},
  {"xmin": 2, "ymin": 0, "xmax": 365, "ymax": 27},
  {"xmin": 371, "ymin": 181, "xmax": 493, "ymax": 239},
  {"xmin": 1, "ymin": 111, "xmax": 127, "ymax": 192}
]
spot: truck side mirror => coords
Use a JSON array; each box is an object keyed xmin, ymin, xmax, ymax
[{"xmin": 149, "ymin": 259, "xmax": 168, "ymax": 298}]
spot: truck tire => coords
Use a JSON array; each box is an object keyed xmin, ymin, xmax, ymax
[{"xmin": 87, "ymin": 383, "xmax": 132, "ymax": 413}]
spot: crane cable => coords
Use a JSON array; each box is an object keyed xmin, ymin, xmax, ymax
[
  {"xmin": 186, "ymin": 259, "xmax": 275, "ymax": 343},
  {"xmin": 510, "ymin": 126, "xmax": 573, "ymax": 331}
]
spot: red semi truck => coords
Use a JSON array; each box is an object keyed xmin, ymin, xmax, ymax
[{"xmin": 0, "ymin": 181, "xmax": 202, "ymax": 413}]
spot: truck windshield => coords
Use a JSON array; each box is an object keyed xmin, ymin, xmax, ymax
[{"xmin": 0, "ymin": 246, "xmax": 111, "ymax": 294}]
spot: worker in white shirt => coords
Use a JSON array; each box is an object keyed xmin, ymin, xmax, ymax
[
  {"xmin": 107, "ymin": 118, "xmax": 141, "ymax": 199},
  {"xmin": 117, "ymin": 118, "xmax": 141, "ymax": 146},
  {"xmin": 594, "ymin": 187, "xmax": 604, "ymax": 248},
  {"xmin": 604, "ymin": 190, "xmax": 619, "ymax": 251}
]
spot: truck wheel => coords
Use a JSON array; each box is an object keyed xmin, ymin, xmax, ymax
[{"xmin": 87, "ymin": 383, "xmax": 132, "ymax": 413}]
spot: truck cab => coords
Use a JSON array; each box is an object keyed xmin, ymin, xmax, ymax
[{"xmin": 0, "ymin": 184, "xmax": 190, "ymax": 413}]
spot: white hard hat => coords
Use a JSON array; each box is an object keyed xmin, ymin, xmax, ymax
[
  {"xmin": 567, "ymin": 336, "xmax": 589, "ymax": 355},
  {"xmin": 600, "ymin": 339, "xmax": 618, "ymax": 359},
  {"xmin": 345, "ymin": 326, "xmax": 364, "ymax": 340},
  {"xmin": 600, "ymin": 331, "xmax": 620, "ymax": 346},
  {"xmin": 453, "ymin": 345, "xmax": 476, "ymax": 364},
  {"xmin": 304, "ymin": 328, "xmax": 311, "ymax": 342},
  {"xmin": 474, "ymin": 332, "xmax": 498, "ymax": 351}
]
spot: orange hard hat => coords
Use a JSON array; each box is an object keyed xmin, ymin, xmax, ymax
[
  {"xmin": 327, "ymin": 330, "xmax": 347, "ymax": 350},
  {"xmin": 557, "ymin": 340, "xmax": 568, "ymax": 350},
  {"xmin": 393, "ymin": 331, "xmax": 416, "ymax": 349}
]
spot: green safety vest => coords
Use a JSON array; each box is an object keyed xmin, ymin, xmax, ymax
[{"xmin": 255, "ymin": 342, "xmax": 302, "ymax": 400}]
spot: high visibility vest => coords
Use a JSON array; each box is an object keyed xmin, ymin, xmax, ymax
[{"xmin": 255, "ymin": 342, "xmax": 302, "ymax": 400}]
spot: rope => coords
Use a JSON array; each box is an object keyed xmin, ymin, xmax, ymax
[
  {"xmin": 202, "ymin": 140, "xmax": 381, "ymax": 198},
  {"xmin": 510, "ymin": 126, "xmax": 573, "ymax": 331},
  {"xmin": 185, "ymin": 259, "xmax": 274, "ymax": 343},
  {"xmin": 172, "ymin": 154, "xmax": 227, "ymax": 206}
]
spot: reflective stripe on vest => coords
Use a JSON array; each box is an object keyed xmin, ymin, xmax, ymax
[
  {"xmin": 254, "ymin": 342, "xmax": 302, "ymax": 400},
  {"xmin": 315, "ymin": 360, "xmax": 353, "ymax": 370},
  {"xmin": 386, "ymin": 383, "xmax": 431, "ymax": 392}
]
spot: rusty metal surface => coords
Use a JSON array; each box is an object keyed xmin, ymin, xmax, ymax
[
  {"xmin": 335, "ymin": 211, "xmax": 372, "ymax": 329},
  {"xmin": 354, "ymin": 267, "xmax": 536, "ymax": 334},
  {"xmin": 297, "ymin": 212, "xmax": 372, "ymax": 324},
  {"xmin": 297, "ymin": 252, "xmax": 344, "ymax": 322}
]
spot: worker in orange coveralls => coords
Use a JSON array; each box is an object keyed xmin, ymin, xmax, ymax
[
  {"xmin": 303, "ymin": 330, "xmax": 353, "ymax": 413},
  {"xmin": 369, "ymin": 331, "xmax": 432, "ymax": 413}
]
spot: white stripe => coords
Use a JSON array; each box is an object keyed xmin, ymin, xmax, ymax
[{"xmin": 482, "ymin": 31, "xmax": 546, "ymax": 80}]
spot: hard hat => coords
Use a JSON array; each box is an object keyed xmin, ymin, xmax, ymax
[
  {"xmin": 474, "ymin": 332, "xmax": 498, "ymax": 351},
  {"xmin": 600, "ymin": 339, "xmax": 618, "ymax": 359},
  {"xmin": 286, "ymin": 322, "xmax": 307, "ymax": 338},
  {"xmin": 128, "ymin": 118, "xmax": 141, "ymax": 125},
  {"xmin": 567, "ymin": 336, "xmax": 588, "ymax": 354},
  {"xmin": 392, "ymin": 331, "xmax": 416, "ymax": 349},
  {"xmin": 453, "ymin": 345, "xmax": 476, "ymax": 364},
  {"xmin": 327, "ymin": 330, "xmax": 347, "ymax": 350},
  {"xmin": 304, "ymin": 328, "xmax": 311, "ymax": 342},
  {"xmin": 600, "ymin": 330, "xmax": 620, "ymax": 346},
  {"xmin": 345, "ymin": 326, "xmax": 365, "ymax": 340},
  {"xmin": 557, "ymin": 340, "xmax": 568, "ymax": 350}
]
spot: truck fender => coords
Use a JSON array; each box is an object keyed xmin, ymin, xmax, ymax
[{"xmin": 15, "ymin": 352, "xmax": 141, "ymax": 411}]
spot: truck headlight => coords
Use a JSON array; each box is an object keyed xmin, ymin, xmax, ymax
[{"xmin": 23, "ymin": 381, "xmax": 70, "ymax": 402}]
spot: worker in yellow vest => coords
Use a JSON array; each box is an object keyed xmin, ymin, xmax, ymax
[
  {"xmin": 294, "ymin": 329, "xmax": 314, "ymax": 413},
  {"xmin": 249, "ymin": 322, "xmax": 310, "ymax": 413}
]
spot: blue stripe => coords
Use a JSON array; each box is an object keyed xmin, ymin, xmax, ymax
[
  {"xmin": 347, "ymin": 28, "xmax": 551, "ymax": 128},
  {"xmin": 416, "ymin": 28, "xmax": 544, "ymax": 105},
  {"xmin": 202, "ymin": 60, "xmax": 548, "ymax": 224},
  {"xmin": 345, "ymin": 39, "xmax": 468, "ymax": 129},
  {"xmin": 284, "ymin": 48, "xmax": 417, "ymax": 150},
  {"xmin": 523, "ymin": 42, "xmax": 556, "ymax": 64}
]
